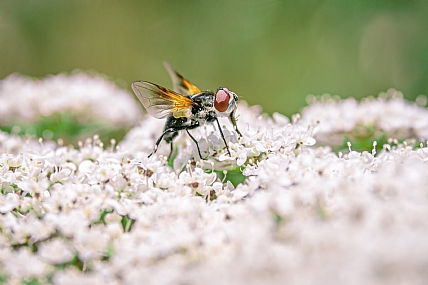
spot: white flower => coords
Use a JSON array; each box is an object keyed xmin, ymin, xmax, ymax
[
  {"xmin": 0, "ymin": 193, "xmax": 19, "ymax": 213},
  {"xmin": 104, "ymin": 222, "xmax": 124, "ymax": 239},
  {"xmin": 254, "ymin": 133, "xmax": 283, "ymax": 153},
  {"xmin": 37, "ymin": 238, "xmax": 75, "ymax": 265},
  {"xmin": 178, "ymin": 167, "xmax": 216, "ymax": 196},
  {"xmin": 239, "ymin": 129, "xmax": 259, "ymax": 147},
  {"xmin": 74, "ymin": 226, "xmax": 110, "ymax": 262},
  {"xmin": 156, "ymin": 172, "xmax": 177, "ymax": 189},
  {"xmin": 44, "ymin": 209, "xmax": 90, "ymax": 238},
  {"xmin": 119, "ymin": 115, "xmax": 168, "ymax": 156},
  {"xmin": 0, "ymin": 89, "xmax": 428, "ymax": 284},
  {"xmin": 285, "ymin": 124, "xmax": 316, "ymax": 149},
  {"xmin": 50, "ymin": 168, "xmax": 73, "ymax": 183},
  {"xmin": 0, "ymin": 72, "xmax": 142, "ymax": 127},
  {"xmin": 17, "ymin": 177, "xmax": 50, "ymax": 196},
  {"xmin": 23, "ymin": 213, "xmax": 55, "ymax": 242},
  {"xmin": 250, "ymin": 154, "xmax": 293, "ymax": 190},
  {"xmin": 52, "ymin": 267, "xmax": 111, "ymax": 285},
  {"xmin": 301, "ymin": 89, "xmax": 428, "ymax": 146},
  {"xmin": 3, "ymin": 248, "xmax": 50, "ymax": 279}
]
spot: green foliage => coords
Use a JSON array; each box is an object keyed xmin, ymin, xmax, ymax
[
  {"xmin": 121, "ymin": 216, "xmax": 135, "ymax": 233},
  {"xmin": 20, "ymin": 278, "xmax": 41, "ymax": 285},
  {"xmin": 55, "ymin": 254, "xmax": 84, "ymax": 271},
  {"xmin": 273, "ymin": 212, "xmax": 283, "ymax": 226},
  {"xmin": 331, "ymin": 123, "xmax": 424, "ymax": 154},
  {"xmin": 0, "ymin": 113, "xmax": 129, "ymax": 147},
  {"xmin": 93, "ymin": 209, "xmax": 114, "ymax": 225},
  {"xmin": 215, "ymin": 167, "xmax": 246, "ymax": 187},
  {"xmin": 1, "ymin": 183, "xmax": 18, "ymax": 194},
  {"xmin": 0, "ymin": 274, "xmax": 6, "ymax": 285},
  {"xmin": 103, "ymin": 245, "xmax": 114, "ymax": 262},
  {"xmin": 332, "ymin": 125, "xmax": 388, "ymax": 153}
]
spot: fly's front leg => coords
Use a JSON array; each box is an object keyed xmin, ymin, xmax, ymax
[{"xmin": 229, "ymin": 109, "xmax": 242, "ymax": 137}]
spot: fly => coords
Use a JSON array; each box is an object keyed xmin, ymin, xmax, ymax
[{"xmin": 131, "ymin": 61, "xmax": 242, "ymax": 160}]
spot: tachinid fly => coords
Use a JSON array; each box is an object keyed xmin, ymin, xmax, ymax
[{"xmin": 131, "ymin": 61, "xmax": 242, "ymax": 159}]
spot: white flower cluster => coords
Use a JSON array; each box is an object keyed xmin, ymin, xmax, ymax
[
  {"xmin": 120, "ymin": 103, "xmax": 316, "ymax": 172},
  {"xmin": 1, "ymin": 86, "xmax": 428, "ymax": 284},
  {"xmin": 301, "ymin": 88, "xmax": 428, "ymax": 146},
  {"xmin": 0, "ymin": 73, "xmax": 142, "ymax": 127}
]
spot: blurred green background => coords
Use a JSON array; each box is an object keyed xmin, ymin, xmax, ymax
[{"xmin": 2, "ymin": 1, "xmax": 428, "ymax": 117}]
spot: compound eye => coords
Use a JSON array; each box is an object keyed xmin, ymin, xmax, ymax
[{"xmin": 214, "ymin": 89, "xmax": 230, "ymax": 112}]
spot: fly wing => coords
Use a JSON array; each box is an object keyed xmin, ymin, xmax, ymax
[
  {"xmin": 132, "ymin": 81, "xmax": 198, "ymax": 119},
  {"xmin": 163, "ymin": 61, "xmax": 201, "ymax": 96}
]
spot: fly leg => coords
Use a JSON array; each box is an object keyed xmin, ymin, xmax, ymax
[
  {"xmin": 168, "ymin": 142, "xmax": 174, "ymax": 161},
  {"xmin": 186, "ymin": 130, "xmax": 204, "ymax": 160},
  {"xmin": 150, "ymin": 118, "xmax": 205, "ymax": 160},
  {"xmin": 229, "ymin": 109, "xmax": 243, "ymax": 137},
  {"xmin": 215, "ymin": 118, "xmax": 231, "ymax": 156},
  {"xmin": 148, "ymin": 128, "xmax": 176, "ymax": 158},
  {"xmin": 149, "ymin": 123, "xmax": 200, "ymax": 159}
]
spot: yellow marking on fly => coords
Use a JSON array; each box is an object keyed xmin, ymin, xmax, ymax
[{"xmin": 173, "ymin": 108, "xmax": 191, "ymax": 118}]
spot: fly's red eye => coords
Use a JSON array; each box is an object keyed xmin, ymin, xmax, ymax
[{"xmin": 214, "ymin": 89, "xmax": 229, "ymax": 112}]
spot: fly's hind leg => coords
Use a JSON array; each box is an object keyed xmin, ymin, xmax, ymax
[
  {"xmin": 167, "ymin": 141, "xmax": 174, "ymax": 161},
  {"xmin": 148, "ymin": 128, "xmax": 178, "ymax": 158},
  {"xmin": 150, "ymin": 116, "xmax": 203, "ymax": 160},
  {"xmin": 148, "ymin": 133, "xmax": 166, "ymax": 158},
  {"xmin": 164, "ymin": 131, "xmax": 178, "ymax": 161}
]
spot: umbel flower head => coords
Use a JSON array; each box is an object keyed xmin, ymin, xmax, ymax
[
  {"xmin": 301, "ymin": 88, "xmax": 428, "ymax": 147},
  {"xmin": 0, "ymin": 72, "xmax": 143, "ymax": 144},
  {"xmin": 1, "ymin": 72, "xmax": 428, "ymax": 285},
  {"xmin": 1, "ymin": 72, "xmax": 143, "ymax": 127}
]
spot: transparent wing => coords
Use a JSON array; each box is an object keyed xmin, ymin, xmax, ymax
[
  {"xmin": 132, "ymin": 81, "xmax": 197, "ymax": 119},
  {"xmin": 163, "ymin": 61, "xmax": 201, "ymax": 96}
]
